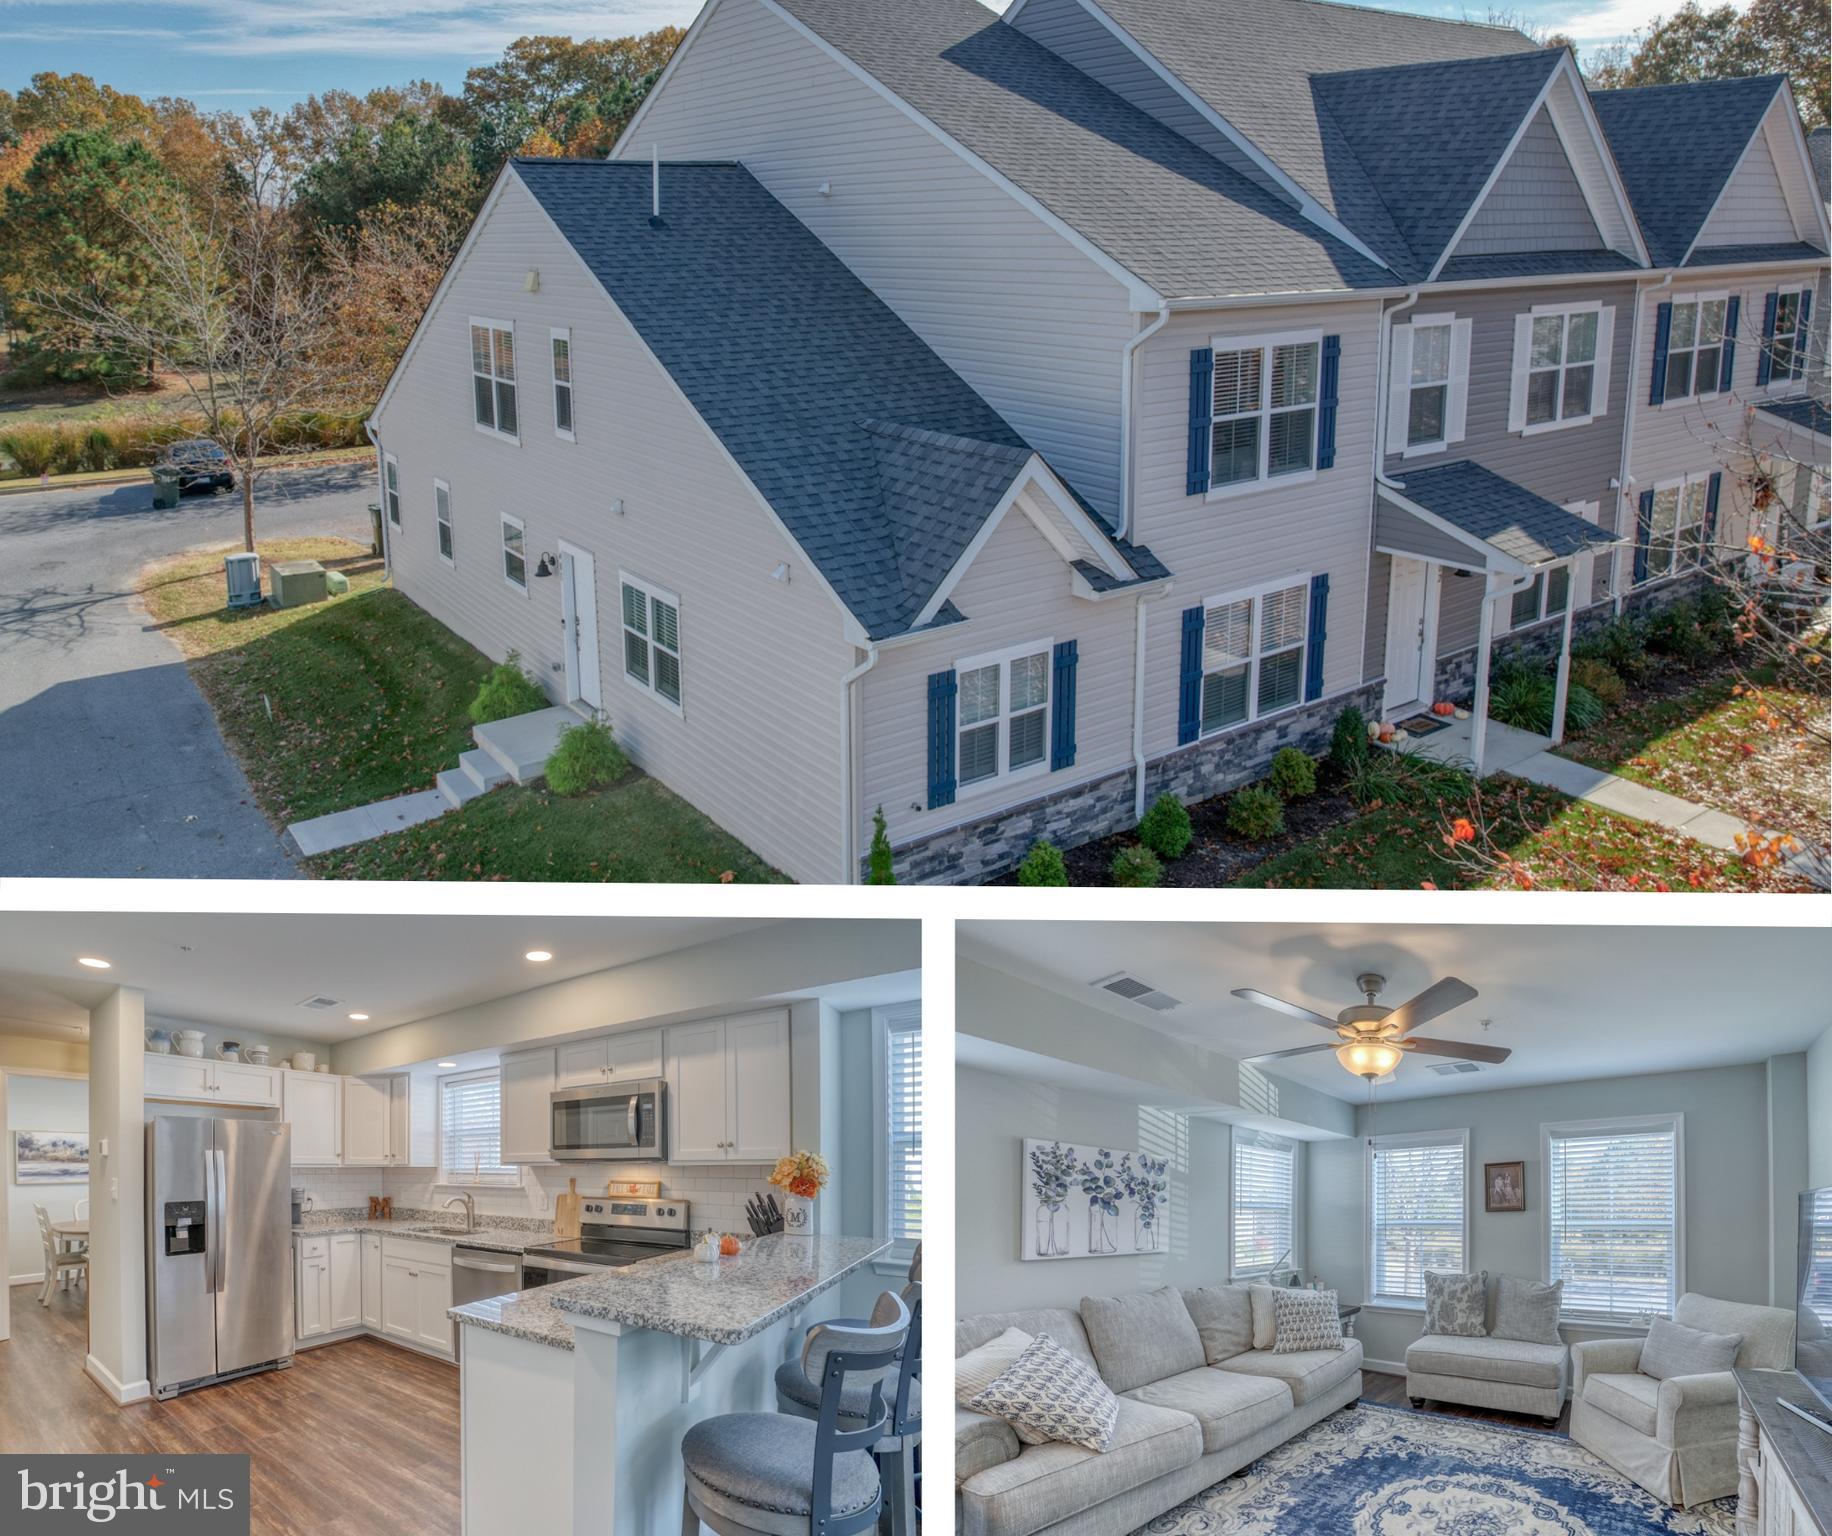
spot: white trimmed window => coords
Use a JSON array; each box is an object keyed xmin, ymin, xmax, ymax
[
  {"xmin": 1367, "ymin": 1129, "xmax": 1469, "ymax": 1305},
  {"xmin": 501, "ymin": 513, "xmax": 527, "ymax": 591},
  {"xmin": 551, "ymin": 328, "xmax": 574, "ymax": 440},
  {"xmin": 1641, "ymin": 475, "xmax": 1711, "ymax": 584},
  {"xmin": 383, "ymin": 454, "xmax": 400, "ymax": 526},
  {"xmin": 438, "ymin": 1069, "xmax": 516, "ymax": 1185},
  {"xmin": 1200, "ymin": 580, "xmax": 1308, "ymax": 735},
  {"xmin": 434, "ymin": 479, "xmax": 453, "ymax": 564},
  {"xmin": 1769, "ymin": 287, "xmax": 1810, "ymax": 384},
  {"xmin": 1662, "ymin": 294, "xmax": 1727, "ymax": 402},
  {"xmin": 470, "ymin": 318, "xmax": 518, "ymax": 440},
  {"xmin": 1544, "ymin": 1114, "xmax": 1683, "ymax": 1324},
  {"xmin": 873, "ymin": 1003, "xmax": 922, "ymax": 1271},
  {"xmin": 1231, "ymin": 1129, "xmax": 1296, "ymax": 1278},
  {"xmin": 1509, "ymin": 564, "xmax": 1572, "ymax": 630},
  {"xmin": 1513, "ymin": 302, "xmax": 1612, "ymax": 432},
  {"xmin": 621, "ymin": 572, "xmax": 681, "ymax": 708},
  {"xmin": 1209, "ymin": 332, "xmax": 1321, "ymax": 492},
  {"xmin": 1407, "ymin": 320, "xmax": 1454, "ymax": 448},
  {"xmin": 956, "ymin": 640, "xmax": 1051, "ymax": 791}
]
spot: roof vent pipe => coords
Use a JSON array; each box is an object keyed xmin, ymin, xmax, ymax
[{"xmin": 650, "ymin": 143, "xmax": 663, "ymax": 226}]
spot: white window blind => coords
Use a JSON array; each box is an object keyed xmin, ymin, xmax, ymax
[
  {"xmin": 1805, "ymin": 1185, "xmax": 1832, "ymax": 1330},
  {"xmin": 1547, "ymin": 1118, "xmax": 1681, "ymax": 1322},
  {"xmin": 1232, "ymin": 1131, "xmax": 1295, "ymax": 1276},
  {"xmin": 1369, "ymin": 1133, "xmax": 1467, "ymax": 1301},
  {"xmin": 881, "ymin": 1008, "xmax": 922, "ymax": 1262},
  {"xmin": 440, "ymin": 1070, "xmax": 513, "ymax": 1182}
]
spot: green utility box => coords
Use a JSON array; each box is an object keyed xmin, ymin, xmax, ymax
[
  {"xmin": 324, "ymin": 569, "xmax": 351, "ymax": 596},
  {"xmin": 268, "ymin": 559, "xmax": 330, "ymax": 609},
  {"xmin": 152, "ymin": 465, "xmax": 182, "ymax": 509}
]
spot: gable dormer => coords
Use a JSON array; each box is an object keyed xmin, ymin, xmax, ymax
[{"xmin": 1692, "ymin": 88, "xmax": 1829, "ymax": 256}]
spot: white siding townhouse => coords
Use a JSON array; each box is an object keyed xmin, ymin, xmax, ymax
[{"xmin": 369, "ymin": 0, "xmax": 1828, "ymax": 884}]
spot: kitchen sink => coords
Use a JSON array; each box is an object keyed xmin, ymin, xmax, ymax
[{"xmin": 401, "ymin": 1224, "xmax": 465, "ymax": 1235}]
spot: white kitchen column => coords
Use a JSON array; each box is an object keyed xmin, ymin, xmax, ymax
[{"xmin": 86, "ymin": 986, "xmax": 149, "ymax": 1403}]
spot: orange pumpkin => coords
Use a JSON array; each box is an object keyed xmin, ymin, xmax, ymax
[{"xmin": 720, "ymin": 1233, "xmax": 741, "ymax": 1257}]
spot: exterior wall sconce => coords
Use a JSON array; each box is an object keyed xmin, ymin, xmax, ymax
[{"xmin": 535, "ymin": 552, "xmax": 556, "ymax": 578}]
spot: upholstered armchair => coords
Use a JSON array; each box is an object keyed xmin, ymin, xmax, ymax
[{"xmin": 1569, "ymin": 1293, "xmax": 1796, "ymax": 1507}]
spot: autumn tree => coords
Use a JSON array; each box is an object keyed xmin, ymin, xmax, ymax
[
  {"xmin": 1585, "ymin": 0, "xmax": 1827, "ymax": 126},
  {"xmin": 7, "ymin": 71, "xmax": 156, "ymax": 140}
]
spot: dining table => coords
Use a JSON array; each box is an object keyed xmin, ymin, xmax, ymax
[{"xmin": 51, "ymin": 1218, "xmax": 88, "ymax": 1252}]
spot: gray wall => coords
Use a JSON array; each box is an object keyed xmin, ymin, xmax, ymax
[
  {"xmin": 957, "ymin": 1064, "xmax": 1307, "ymax": 1317},
  {"xmin": 1768, "ymin": 1053, "xmax": 1808, "ymax": 1309},
  {"xmin": 6, "ymin": 1072, "xmax": 88, "ymax": 1286},
  {"xmin": 1306, "ymin": 1061, "xmax": 1776, "ymax": 1369},
  {"xmin": 1811, "ymin": 1024, "xmax": 1832, "ymax": 1188}
]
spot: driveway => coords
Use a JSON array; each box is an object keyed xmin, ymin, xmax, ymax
[{"xmin": 0, "ymin": 464, "xmax": 373, "ymax": 877}]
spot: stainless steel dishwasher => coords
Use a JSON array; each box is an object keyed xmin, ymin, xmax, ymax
[{"xmin": 451, "ymin": 1246, "xmax": 524, "ymax": 1305}]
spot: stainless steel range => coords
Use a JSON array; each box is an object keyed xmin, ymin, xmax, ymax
[{"xmin": 519, "ymin": 1197, "xmax": 690, "ymax": 1287}]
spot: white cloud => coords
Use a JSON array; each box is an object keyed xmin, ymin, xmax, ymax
[{"xmin": 1542, "ymin": 0, "xmax": 1752, "ymax": 48}]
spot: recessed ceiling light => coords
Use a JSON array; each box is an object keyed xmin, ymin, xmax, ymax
[
  {"xmin": 76, "ymin": 957, "xmax": 112, "ymax": 970},
  {"xmin": 348, "ymin": 1012, "xmax": 370, "ymax": 1022},
  {"xmin": 525, "ymin": 950, "xmax": 553, "ymax": 963},
  {"xmin": 438, "ymin": 1061, "xmax": 459, "ymax": 1069}
]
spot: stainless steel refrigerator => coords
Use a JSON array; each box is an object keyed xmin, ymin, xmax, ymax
[{"xmin": 145, "ymin": 1116, "xmax": 294, "ymax": 1399}]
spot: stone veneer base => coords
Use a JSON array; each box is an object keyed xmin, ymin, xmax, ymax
[{"xmin": 882, "ymin": 682, "xmax": 1385, "ymax": 885}]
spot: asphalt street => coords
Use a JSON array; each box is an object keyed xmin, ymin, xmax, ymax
[{"xmin": 0, "ymin": 463, "xmax": 374, "ymax": 877}]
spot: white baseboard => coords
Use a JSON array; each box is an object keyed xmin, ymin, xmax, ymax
[
  {"xmin": 10, "ymin": 1271, "xmax": 47, "ymax": 1287},
  {"xmin": 84, "ymin": 1354, "xmax": 151, "ymax": 1406},
  {"xmin": 1363, "ymin": 1358, "xmax": 1408, "ymax": 1377}
]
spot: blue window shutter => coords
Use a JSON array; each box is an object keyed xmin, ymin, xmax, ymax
[
  {"xmin": 1719, "ymin": 295, "xmax": 1740, "ymax": 392},
  {"xmin": 1187, "ymin": 348, "xmax": 1213, "ymax": 496},
  {"xmin": 1756, "ymin": 292, "xmax": 1779, "ymax": 385},
  {"xmin": 1178, "ymin": 606, "xmax": 1204, "ymax": 744},
  {"xmin": 1050, "ymin": 639, "xmax": 1079, "ymax": 771},
  {"xmin": 1649, "ymin": 302, "xmax": 1672, "ymax": 405},
  {"xmin": 1703, "ymin": 471, "xmax": 1722, "ymax": 549},
  {"xmin": 1316, "ymin": 334, "xmax": 1341, "ymax": 470},
  {"xmin": 1633, "ymin": 489, "xmax": 1655, "ymax": 585},
  {"xmin": 926, "ymin": 669, "xmax": 956, "ymax": 810},
  {"xmin": 1304, "ymin": 572, "xmax": 1330, "ymax": 702},
  {"xmin": 1795, "ymin": 288, "xmax": 1813, "ymax": 366}
]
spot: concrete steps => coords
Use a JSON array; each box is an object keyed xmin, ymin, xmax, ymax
[{"xmin": 472, "ymin": 705, "xmax": 579, "ymax": 785}]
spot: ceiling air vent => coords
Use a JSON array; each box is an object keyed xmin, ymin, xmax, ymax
[
  {"xmin": 1427, "ymin": 1060, "xmax": 1484, "ymax": 1076},
  {"xmin": 296, "ymin": 994, "xmax": 343, "ymax": 1011},
  {"xmin": 1090, "ymin": 972, "xmax": 1184, "ymax": 1013}
]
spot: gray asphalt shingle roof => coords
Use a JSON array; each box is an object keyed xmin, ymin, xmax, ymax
[
  {"xmin": 1391, "ymin": 460, "xmax": 1622, "ymax": 566},
  {"xmin": 1811, "ymin": 126, "xmax": 1830, "ymax": 206},
  {"xmin": 1682, "ymin": 241, "xmax": 1828, "ymax": 268},
  {"xmin": 768, "ymin": 0, "xmax": 1391, "ymax": 296},
  {"xmin": 1590, "ymin": 76, "xmax": 1787, "ymax": 266},
  {"xmin": 1434, "ymin": 249, "xmax": 1643, "ymax": 283},
  {"xmin": 1756, "ymin": 394, "xmax": 1831, "ymax": 438},
  {"xmin": 511, "ymin": 158, "xmax": 1155, "ymax": 639}
]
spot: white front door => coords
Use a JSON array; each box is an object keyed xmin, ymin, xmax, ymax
[
  {"xmin": 1382, "ymin": 557, "xmax": 1434, "ymax": 716},
  {"xmin": 559, "ymin": 544, "xmax": 602, "ymax": 711}
]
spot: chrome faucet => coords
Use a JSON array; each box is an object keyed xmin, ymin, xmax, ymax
[{"xmin": 443, "ymin": 1192, "xmax": 478, "ymax": 1233}]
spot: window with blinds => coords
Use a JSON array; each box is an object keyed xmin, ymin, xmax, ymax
[
  {"xmin": 1805, "ymin": 1186, "xmax": 1832, "ymax": 1330},
  {"xmin": 440, "ymin": 1070, "xmax": 514, "ymax": 1183},
  {"xmin": 1546, "ymin": 1117, "xmax": 1682, "ymax": 1322},
  {"xmin": 884, "ymin": 1012, "xmax": 922, "ymax": 1257},
  {"xmin": 1368, "ymin": 1132, "xmax": 1468, "ymax": 1302},
  {"xmin": 1232, "ymin": 1131, "xmax": 1295, "ymax": 1276}
]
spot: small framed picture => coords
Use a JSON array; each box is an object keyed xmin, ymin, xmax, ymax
[{"xmin": 1484, "ymin": 1160, "xmax": 1526, "ymax": 1212}]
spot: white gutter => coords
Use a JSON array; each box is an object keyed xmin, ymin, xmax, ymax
[
  {"xmin": 837, "ymin": 644, "xmax": 880, "ymax": 885},
  {"xmin": 1373, "ymin": 288, "xmax": 1422, "ymax": 486},
  {"xmin": 1132, "ymin": 593, "xmax": 1151, "ymax": 820},
  {"xmin": 1119, "ymin": 302, "xmax": 1171, "ymax": 541},
  {"xmin": 1613, "ymin": 268, "xmax": 1676, "ymax": 615}
]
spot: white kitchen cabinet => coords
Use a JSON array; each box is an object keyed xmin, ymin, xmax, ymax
[
  {"xmin": 414, "ymin": 1264, "xmax": 454, "ymax": 1356},
  {"xmin": 556, "ymin": 1030, "xmax": 663, "ymax": 1088},
  {"xmin": 343, "ymin": 1076, "xmax": 392, "ymax": 1166},
  {"xmin": 283, "ymin": 1070, "xmax": 343, "ymax": 1166},
  {"xmin": 145, "ymin": 1053, "xmax": 279, "ymax": 1107},
  {"xmin": 329, "ymin": 1233, "xmax": 361, "ymax": 1331},
  {"xmin": 145, "ymin": 1054, "xmax": 213, "ymax": 1100},
  {"xmin": 380, "ymin": 1236, "xmax": 453, "ymax": 1358},
  {"xmin": 663, "ymin": 1010, "xmax": 790, "ymax": 1164},
  {"xmin": 389, "ymin": 1075, "xmax": 437, "ymax": 1167},
  {"xmin": 360, "ymin": 1233, "xmax": 382, "ymax": 1331},
  {"xmin": 381, "ymin": 1256, "xmax": 418, "ymax": 1343},
  {"xmin": 555, "ymin": 1038, "xmax": 610, "ymax": 1089},
  {"xmin": 296, "ymin": 1237, "xmax": 330, "ymax": 1341},
  {"xmin": 500, "ymin": 1047, "xmax": 556, "ymax": 1164},
  {"xmin": 213, "ymin": 1060, "xmax": 281, "ymax": 1106}
]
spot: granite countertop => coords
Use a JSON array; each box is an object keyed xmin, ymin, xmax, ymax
[
  {"xmin": 448, "ymin": 1283, "xmax": 583, "ymax": 1351},
  {"xmin": 293, "ymin": 1214, "xmax": 554, "ymax": 1256}
]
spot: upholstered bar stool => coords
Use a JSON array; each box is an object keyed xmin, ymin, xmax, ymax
[{"xmin": 683, "ymin": 1292, "xmax": 910, "ymax": 1536}]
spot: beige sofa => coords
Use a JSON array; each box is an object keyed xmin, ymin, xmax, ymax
[
  {"xmin": 955, "ymin": 1287, "xmax": 1362, "ymax": 1536},
  {"xmin": 1569, "ymin": 1292, "xmax": 1796, "ymax": 1508}
]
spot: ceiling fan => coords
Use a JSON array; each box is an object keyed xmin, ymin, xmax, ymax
[{"xmin": 1231, "ymin": 972, "xmax": 1509, "ymax": 1081}]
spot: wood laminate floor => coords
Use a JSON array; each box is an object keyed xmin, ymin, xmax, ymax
[
  {"xmin": 1362, "ymin": 1367, "xmax": 1574, "ymax": 1434},
  {"xmin": 1, "ymin": 1282, "xmax": 460, "ymax": 1536}
]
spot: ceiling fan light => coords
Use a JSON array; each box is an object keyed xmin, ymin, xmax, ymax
[{"xmin": 1337, "ymin": 1039, "xmax": 1404, "ymax": 1079}]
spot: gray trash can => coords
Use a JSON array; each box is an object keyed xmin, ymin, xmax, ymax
[
  {"xmin": 368, "ymin": 502, "xmax": 384, "ymax": 556},
  {"xmin": 152, "ymin": 465, "xmax": 182, "ymax": 509}
]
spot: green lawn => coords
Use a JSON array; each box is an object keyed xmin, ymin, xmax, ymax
[{"xmin": 1235, "ymin": 770, "xmax": 1801, "ymax": 892}]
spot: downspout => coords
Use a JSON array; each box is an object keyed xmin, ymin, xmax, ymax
[
  {"xmin": 1131, "ymin": 594, "xmax": 1150, "ymax": 819},
  {"xmin": 837, "ymin": 644, "xmax": 879, "ymax": 885},
  {"xmin": 1613, "ymin": 268, "xmax": 1674, "ymax": 615},
  {"xmin": 364, "ymin": 420, "xmax": 389, "ymax": 580},
  {"xmin": 1369, "ymin": 288, "xmax": 1421, "ymax": 713},
  {"xmin": 1118, "ymin": 302, "xmax": 1171, "ymax": 542}
]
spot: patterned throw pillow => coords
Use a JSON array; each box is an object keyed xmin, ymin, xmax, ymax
[
  {"xmin": 1423, "ymin": 1270, "xmax": 1489, "ymax": 1337},
  {"xmin": 964, "ymin": 1332, "xmax": 1121, "ymax": 1453},
  {"xmin": 1272, "ymin": 1288, "xmax": 1345, "ymax": 1353}
]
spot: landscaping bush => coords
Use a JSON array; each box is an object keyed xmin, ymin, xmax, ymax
[
  {"xmin": 1644, "ymin": 597, "xmax": 1711, "ymax": 662},
  {"xmin": 469, "ymin": 650, "xmax": 548, "ymax": 725},
  {"xmin": 1562, "ymin": 682, "xmax": 1606, "ymax": 734},
  {"xmin": 1574, "ymin": 615, "xmax": 1653, "ymax": 682},
  {"xmin": 1136, "ymin": 792, "xmax": 1193, "ymax": 860},
  {"xmin": 1110, "ymin": 845, "xmax": 1163, "ymax": 887},
  {"xmin": 1569, "ymin": 656, "xmax": 1625, "ymax": 708},
  {"xmin": 1017, "ymin": 840, "xmax": 1069, "ymax": 886},
  {"xmin": 0, "ymin": 424, "xmax": 60, "ymax": 476},
  {"xmin": 1693, "ymin": 586, "xmax": 1734, "ymax": 654},
  {"xmin": 1330, "ymin": 704, "xmax": 1370, "ymax": 773},
  {"xmin": 1268, "ymin": 746, "xmax": 1317, "ymax": 800},
  {"xmin": 543, "ymin": 718, "xmax": 628, "ymax": 795},
  {"xmin": 867, "ymin": 807, "xmax": 895, "ymax": 885},
  {"xmin": 1227, "ymin": 785, "xmax": 1286, "ymax": 840},
  {"xmin": 1488, "ymin": 665, "xmax": 1555, "ymax": 734},
  {"xmin": 1349, "ymin": 750, "xmax": 1474, "ymax": 810}
]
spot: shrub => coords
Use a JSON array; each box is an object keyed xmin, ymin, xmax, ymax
[
  {"xmin": 51, "ymin": 428, "xmax": 87, "ymax": 475},
  {"xmin": 1268, "ymin": 746, "xmax": 1317, "ymax": 800},
  {"xmin": 469, "ymin": 650, "xmax": 548, "ymax": 725},
  {"xmin": 1349, "ymin": 750, "xmax": 1475, "ymax": 810},
  {"xmin": 0, "ymin": 424, "xmax": 60, "ymax": 476},
  {"xmin": 83, "ymin": 426, "xmax": 116, "ymax": 471},
  {"xmin": 1227, "ymin": 785, "xmax": 1285, "ymax": 840},
  {"xmin": 1693, "ymin": 586, "xmax": 1734, "ymax": 654},
  {"xmin": 1574, "ymin": 615, "xmax": 1652, "ymax": 682},
  {"xmin": 543, "ymin": 718, "xmax": 628, "ymax": 795},
  {"xmin": 867, "ymin": 807, "xmax": 896, "ymax": 885},
  {"xmin": 1488, "ymin": 666, "xmax": 1555, "ymax": 734},
  {"xmin": 1330, "ymin": 705, "xmax": 1370, "ymax": 773},
  {"xmin": 1136, "ymin": 792, "xmax": 1193, "ymax": 860},
  {"xmin": 1562, "ymin": 682, "xmax": 1606, "ymax": 734},
  {"xmin": 1110, "ymin": 845, "xmax": 1163, "ymax": 888},
  {"xmin": 1569, "ymin": 656, "xmax": 1625, "ymax": 708},
  {"xmin": 1017, "ymin": 840, "xmax": 1069, "ymax": 887}
]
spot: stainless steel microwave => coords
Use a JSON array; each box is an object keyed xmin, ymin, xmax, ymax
[{"xmin": 549, "ymin": 1078, "xmax": 665, "ymax": 1161}]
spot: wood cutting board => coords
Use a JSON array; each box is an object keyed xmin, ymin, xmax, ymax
[{"xmin": 553, "ymin": 1177, "xmax": 582, "ymax": 1240}]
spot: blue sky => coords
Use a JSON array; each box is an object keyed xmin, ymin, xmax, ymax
[{"xmin": 5, "ymin": 0, "xmax": 1673, "ymax": 115}]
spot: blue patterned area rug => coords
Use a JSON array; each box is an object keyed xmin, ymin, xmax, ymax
[{"xmin": 1139, "ymin": 1403, "xmax": 1737, "ymax": 1535}]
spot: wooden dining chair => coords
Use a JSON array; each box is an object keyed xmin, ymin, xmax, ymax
[{"xmin": 34, "ymin": 1204, "xmax": 87, "ymax": 1305}]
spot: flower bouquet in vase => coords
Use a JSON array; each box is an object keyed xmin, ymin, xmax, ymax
[{"xmin": 768, "ymin": 1150, "xmax": 830, "ymax": 1236}]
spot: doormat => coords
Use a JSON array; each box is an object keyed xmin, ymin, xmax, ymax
[{"xmin": 1396, "ymin": 713, "xmax": 1453, "ymax": 737}]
